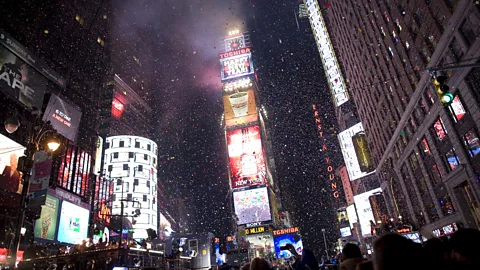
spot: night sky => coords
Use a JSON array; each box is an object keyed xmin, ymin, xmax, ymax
[{"xmin": 111, "ymin": 0, "xmax": 344, "ymax": 255}]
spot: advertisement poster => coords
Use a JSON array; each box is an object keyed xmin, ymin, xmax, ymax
[
  {"xmin": 34, "ymin": 195, "xmax": 59, "ymax": 240},
  {"xmin": 353, "ymin": 188, "xmax": 382, "ymax": 237},
  {"xmin": 338, "ymin": 123, "xmax": 375, "ymax": 181},
  {"xmin": 159, "ymin": 213, "xmax": 172, "ymax": 240},
  {"xmin": 220, "ymin": 53, "xmax": 254, "ymax": 81},
  {"xmin": 57, "ymin": 200, "xmax": 90, "ymax": 244},
  {"xmin": 43, "ymin": 94, "xmax": 82, "ymax": 142},
  {"xmin": 223, "ymin": 89, "xmax": 258, "ymax": 127},
  {"xmin": 233, "ymin": 187, "xmax": 271, "ymax": 225},
  {"xmin": 29, "ymin": 151, "xmax": 53, "ymax": 195},
  {"xmin": 273, "ymin": 230, "xmax": 303, "ymax": 258},
  {"xmin": 227, "ymin": 126, "xmax": 266, "ymax": 189},
  {"xmin": 0, "ymin": 134, "xmax": 26, "ymax": 194},
  {"xmin": 0, "ymin": 45, "xmax": 47, "ymax": 109}
]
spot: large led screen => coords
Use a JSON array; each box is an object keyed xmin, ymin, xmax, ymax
[
  {"xmin": 159, "ymin": 213, "xmax": 172, "ymax": 240},
  {"xmin": 0, "ymin": 134, "xmax": 26, "ymax": 194},
  {"xmin": 43, "ymin": 94, "xmax": 82, "ymax": 142},
  {"xmin": 338, "ymin": 123, "xmax": 375, "ymax": 181},
  {"xmin": 34, "ymin": 195, "xmax": 60, "ymax": 240},
  {"xmin": 273, "ymin": 230, "xmax": 303, "ymax": 259},
  {"xmin": 220, "ymin": 53, "xmax": 254, "ymax": 81},
  {"xmin": 223, "ymin": 89, "xmax": 258, "ymax": 127},
  {"xmin": 354, "ymin": 188, "xmax": 382, "ymax": 237},
  {"xmin": 57, "ymin": 200, "xmax": 90, "ymax": 244},
  {"xmin": 227, "ymin": 126, "xmax": 266, "ymax": 189},
  {"xmin": 233, "ymin": 187, "xmax": 271, "ymax": 225},
  {"xmin": 0, "ymin": 45, "xmax": 47, "ymax": 109}
]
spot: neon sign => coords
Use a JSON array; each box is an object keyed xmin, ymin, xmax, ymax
[
  {"xmin": 273, "ymin": 227, "xmax": 299, "ymax": 236},
  {"xmin": 305, "ymin": 0, "xmax": 349, "ymax": 106},
  {"xmin": 220, "ymin": 48, "xmax": 251, "ymax": 59},
  {"xmin": 313, "ymin": 104, "xmax": 339, "ymax": 199}
]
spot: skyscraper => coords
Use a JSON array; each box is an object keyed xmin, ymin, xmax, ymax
[{"xmin": 319, "ymin": 0, "xmax": 480, "ymax": 233}]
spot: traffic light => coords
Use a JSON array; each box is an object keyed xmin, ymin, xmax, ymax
[{"xmin": 432, "ymin": 75, "xmax": 454, "ymax": 106}]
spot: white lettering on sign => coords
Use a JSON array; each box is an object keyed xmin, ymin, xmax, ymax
[{"xmin": 304, "ymin": 0, "xmax": 348, "ymax": 107}]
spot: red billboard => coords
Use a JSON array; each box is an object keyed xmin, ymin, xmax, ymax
[{"xmin": 227, "ymin": 126, "xmax": 266, "ymax": 189}]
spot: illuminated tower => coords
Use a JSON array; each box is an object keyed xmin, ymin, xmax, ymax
[
  {"xmin": 103, "ymin": 135, "xmax": 158, "ymax": 240},
  {"xmin": 219, "ymin": 30, "xmax": 282, "ymax": 256}
]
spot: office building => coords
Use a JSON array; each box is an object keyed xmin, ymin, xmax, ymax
[{"xmin": 319, "ymin": 0, "xmax": 480, "ymax": 233}]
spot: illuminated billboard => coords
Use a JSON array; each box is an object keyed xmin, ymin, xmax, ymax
[
  {"xmin": 223, "ymin": 89, "xmax": 258, "ymax": 127},
  {"xmin": 304, "ymin": 0, "xmax": 349, "ymax": 106},
  {"xmin": 354, "ymin": 188, "xmax": 382, "ymax": 237},
  {"xmin": 223, "ymin": 77, "xmax": 253, "ymax": 93},
  {"xmin": 159, "ymin": 213, "xmax": 172, "ymax": 240},
  {"xmin": 43, "ymin": 94, "xmax": 82, "ymax": 142},
  {"xmin": 352, "ymin": 132, "xmax": 374, "ymax": 172},
  {"xmin": 34, "ymin": 195, "xmax": 59, "ymax": 240},
  {"xmin": 273, "ymin": 227, "xmax": 303, "ymax": 258},
  {"xmin": 220, "ymin": 53, "xmax": 254, "ymax": 81},
  {"xmin": 233, "ymin": 187, "xmax": 271, "ymax": 225},
  {"xmin": 338, "ymin": 123, "xmax": 375, "ymax": 181},
  {"xmin": 0, "ymin": 134, "xmax": 26, "ymax": 194},
  {"xmin": 57, "ymin": 200, "xmax": 90, "ymax": 244},
  {"xmin": 227, "ymin": 126, "xmax": 266, "ymax": 189}
]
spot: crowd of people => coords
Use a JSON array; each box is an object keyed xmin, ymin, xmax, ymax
[{"xmin": 226, "ymin": 228, "xmax": 480, "ymax": 270}]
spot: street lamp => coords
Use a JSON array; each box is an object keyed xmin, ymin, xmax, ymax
[
  {"xmin": 321, "ymin": 228, "xmax": 329, "ymax": 259},
  {"xmin": 6, "ymin": 113, "xmax": 60, "ymax": 267}
]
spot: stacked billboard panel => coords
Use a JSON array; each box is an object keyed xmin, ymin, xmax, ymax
[{"xmin": 219, "ymin": 32, "xmax": 274, "ymax": 229}]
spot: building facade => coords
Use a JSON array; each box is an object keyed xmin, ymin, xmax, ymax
[
  {"xmin": 103, "ymin": 135, "xmax": 158, "ymax": 240},
  {"xmin": 320, "ymin": 0, "xmax": 480, "ymax": 233}
]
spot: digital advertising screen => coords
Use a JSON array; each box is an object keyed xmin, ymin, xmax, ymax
[
  {"xmin": 340, "ymin": 227, "xmax": 352, "ymax": 237},
  {"xmin": 57, "ymin": 200, "xmax": 90, "ymax": 244},
  {"xmin": 0, "ymin": 44, "xmax": 47, "ymax": 109},
  {"xmin": 220, "ymin": 53, "xmax": 254, "ymax": 81},
  {"xmin": 354, "ymin": 188, "xmax": 382, "ymax": 237},
  {"xmin": 227, "ymin": 126, "xmax": 266, "ymax": 189},
  {"xmin": 159, "ymin": 213, "xmax": 172, "ymax": 240},
  {"xmin": 43, "ymin": 94, "xmax": 82, "ymax": 142},
  {"xmin": 34, "ymin": 195, "xmax": 60, "ymax": 240},
  {"xmin": 225, "ymin": 35, "xmax": 245, "ymax": 52},
  {"xmin": 223, "ymin": 90, "xmax": 258, "ymax": 127},
  {"xmin": 273, "ymin": 229, "xmax": 303, "ymax": 259},
  {"xmin": 0, "ymin": 134, "xmax": 26, "ymax": 194},
  {"xmin": 233, "ymin": 187, "xmax": 271, "ymax": 225},
  {"xmin": 338, "ymin": 123, "xmax": 375, "ymax": 181}
]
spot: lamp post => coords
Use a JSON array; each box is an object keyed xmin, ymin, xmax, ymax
[
  {"xmin": 5, "ymin": 113, "xmax": 60, "ymax": 267},
  {"xmin": 321, "ymin": 228, "xmax": 329, "ymax": 259}
]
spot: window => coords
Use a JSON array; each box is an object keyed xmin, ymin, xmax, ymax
[
  {"xmin": 460, "ymin": 11, "xmax": 480, "ymax": 46},
  {"xmin": 135, "ymin": 141, "xmax": 140, "ymax": 148},
  {"xmin": 409, "ymin": 153, "xmax": 419, "ymax": 170},
  {"xmin": 466, "ymin": 67, "xmax": 480, "ymax": 103},
  {"xmin": 123, "ymin": 164, "xmax": 129, "ymax": 170},
  {"xmin": 429, "ymin": 164, "xmax": 442, "ymax": 185},
  {"xmin": 113, "ymin": 152, "xmax": 119, "ymax": 158},
  {"xmin": 432, "ymin": 118, "xmax": 447, "ymax": 141},
  {"xmin": 147, "ymin": 144, "xmax": 151, "ymax": 151},
  {"xmin": 439, "ymin": 194, "xmax": 455, "ymax": 215},
  {"xmin": 119, "ymin": 141, "xmax": 125, "ymax": 147},
  {"xmin": 463, "ymin": 128, "xmax": 480, "ymax": 157},
  {"xmin": 449, "ymin": 38, "xmax": 465, "ymax": 60},
  {"xmin": 448, "ymin": 95, "xmax": 466, "ymax": 123},
  {"xmin": 144, "ymin": 154, "xmax": 148, "ymax": 160},
  {"xmin": 129, "ymin": 152, "xmax": 134, "ymax": 158},
  {"xmin": 419, "ymin": 138, "xmax": 432, "ymax": 158},
  {"xmin": 444, "ymin": 148, "xmax": 460, "ymax": 171},
  {"xmin": 188, "ymin": 239, "xmax": 198, "ymax": 253}
]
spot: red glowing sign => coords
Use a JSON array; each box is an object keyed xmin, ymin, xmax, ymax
[
  {"xmin": 313, "ymin": 104, "xmax": 339, "ymax": 199},
  {"xmin": 227, "ymin": 126, "xmax": 266, "ymax": 189},
  {"xmin": 219, "ymin": 48, "xmax": 251, "ymax": 59},
  {"xmin": 112, "ymin": 98, "xmax": 125, "ymax": 119}
]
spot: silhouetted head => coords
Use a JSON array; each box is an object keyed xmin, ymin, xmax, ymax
[
  {"xmin": 423, "ymin": 238, "xmax": 446, "ymax": 262},
  {"xmin": 449, "ymin": 228, "xmax": 480, "ymax": 266},
  {"xmin": 251, "ymin": 258, "xmax": 271, "ymax": 270},
  {"xmin": 342, "ymin": 243, "xmax": 362, "ymax": 260},
  {"xmin": 373, "ymin": 233, "xmax": 422, "ymax": 270}
]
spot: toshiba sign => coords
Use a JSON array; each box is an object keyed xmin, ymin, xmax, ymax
[{"xmin": 273, "ymin": 227, "xmax": 299, "ymax": 236}]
